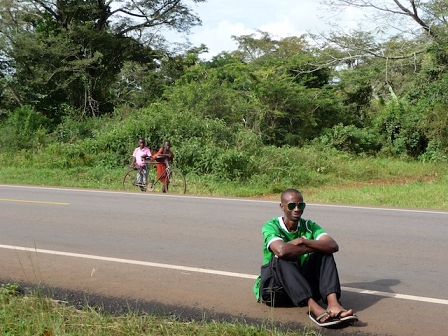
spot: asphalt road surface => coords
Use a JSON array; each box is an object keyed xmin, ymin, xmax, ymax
[{"xmin": 1, "ymin": 184, "xmax": 447, "ymax": 336}]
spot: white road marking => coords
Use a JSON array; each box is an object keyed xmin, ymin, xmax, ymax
[
  {"xmin": 0, "ymin": 244, "xmax": 256, "ymax": 279},
  {"xmin": 2, "ymin": 184, "xmax": 448, "ymax": 214},
  {"xmin": 1, "ymin": 243, "xmax": 447, "ymax": 306},
  {"xmin": 341, "ymin": 287, "xmax": 448, "ymax": 305}
]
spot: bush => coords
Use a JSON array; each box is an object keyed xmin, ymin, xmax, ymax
[
  {"xmin": 53, "ymin": 115, "xmax": 104, "ymax": 143},
  {"xmin": 27, "ymin": 104, "xmax": 265, "ymax": 177},
  {"xmin": 0, "ymin": 106, "xmax": 51, "ymax": 151},
  {"xmin": 314, "ymin": 124, "xmax": 381, "ymax": 155},
  {"xmin": 418, "ymin": 141, "xmax": 448, "ymax": 163},
  {"xmin": 375, "ymin": 98, "xmax": 428, "ymax": 158}
]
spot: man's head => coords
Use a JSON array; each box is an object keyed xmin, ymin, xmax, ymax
[
  {"xmin": 138, "ymin": 138, "xmax": 146, "ymax": 148},
  {"xmin": 164, "ymin": 140, "xmax": 171, "ymax": 151},
  {"xmin": 280, "ymin": 188, "xmax": 306, "ymax": 222}
]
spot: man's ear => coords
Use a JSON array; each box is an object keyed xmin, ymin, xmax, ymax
[{"xmin": 279, "ymin": 203, "xmax": 284, "ymax": 211}]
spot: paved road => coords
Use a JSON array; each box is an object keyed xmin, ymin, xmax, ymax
[{"xmin": 1, "ymin": 185, "xmax": 447, "ymax": 335}]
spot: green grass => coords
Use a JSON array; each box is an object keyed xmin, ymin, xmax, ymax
[
  {"xmin": 1, "ymin": 158, "xmax": 447, "ymax": 210},
  {"xmin": 306, "ymin": 178, "xmax": 448, "ymax": 209},
  {"xmin": 0, "ymin": 284, "xmax": 320, "ymax": 336}
]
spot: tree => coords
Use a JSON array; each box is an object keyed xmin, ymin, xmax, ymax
[
  {"xmin": 320, "ymin": 0, "xmax": 440, "ymax": 39},
  {"xmin": 113, "ymin": 45, "xmax": 207, "ymax": 108},
  {"xmin": 310, "ymin": 0, "xmax": 448, "ymax": 156},
  {"xmin": 311, "ymin": 1, "xmax": 437, "ymax": 91},
  {"xmin": 0, "ymin": 0, "xmax": 205, "ymax": 119},
  {"xmin": 166, "ymin": 34, "xmax": 348, "ymax": 147}
]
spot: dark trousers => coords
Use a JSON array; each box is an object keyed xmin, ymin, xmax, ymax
[{"xmin": 259, "ymin": 253, "xmax": 341, "ymax": 307}]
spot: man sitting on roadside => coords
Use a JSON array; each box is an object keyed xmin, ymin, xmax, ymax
[{"xmin": 253, "ymin": 188, "xmax": 358, "ymax": 327}]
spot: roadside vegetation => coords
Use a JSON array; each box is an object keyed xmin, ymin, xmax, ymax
[
  {"xmin": 0, "ymin": 103, "xmax": 446, "ymax": 209},
  {"xmin": 0, "ymin": 283, "xmax": 320, "ymax": 336}
]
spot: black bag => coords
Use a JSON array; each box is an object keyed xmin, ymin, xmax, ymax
[{"xmin": 259, "ymin": 260, "xmax": 289, "ymax": 306}]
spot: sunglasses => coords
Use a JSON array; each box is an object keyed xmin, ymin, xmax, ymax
[{"xmin": 286, "ymin": 202, "xmax": 306, "ymax": 211}]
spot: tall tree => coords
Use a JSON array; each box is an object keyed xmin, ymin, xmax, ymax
[
  {"xmin": 316, "ymin": 0, "xmax": 448, "ymax": 156},
  {"xmin": 0, "ymin": 0, "xmax": 205, "ymax": 119},
  {"xmin": 320, "ymin": 0, "xmax": 439, "ymax": 38},
  {"xmin": 314, "ymin": 1, "xmax": 445, "ymax": 69}
]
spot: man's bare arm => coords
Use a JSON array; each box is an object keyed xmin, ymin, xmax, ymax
[{"xmin": 270, "ymin": 235, "xmax": 339, "ymax": 260}]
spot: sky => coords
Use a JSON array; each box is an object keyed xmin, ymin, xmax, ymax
[{"xmin": 174, "ymin": 0, "xmax": 362, "ymax": 59}]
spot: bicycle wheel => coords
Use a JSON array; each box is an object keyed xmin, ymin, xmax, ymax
[
  {"xmin": 122, "ymin": 168, "xmax": 146, "ymax": 192},
  {"xmin": 146, "ymin": 167, "xmax": 156, "ymax": 192},
  {"xmin": 164, "ymin": 168, "xmax": 186, "ymax": 194}
]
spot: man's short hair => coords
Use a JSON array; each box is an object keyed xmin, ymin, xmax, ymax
[{"xmin": 281, "ymin": 188, "xmax": 302, "ymax": 202}]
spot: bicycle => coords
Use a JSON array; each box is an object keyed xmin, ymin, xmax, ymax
[{"xmin": 122, "ymin": 155, "xmax": 186, "ymax": 194}]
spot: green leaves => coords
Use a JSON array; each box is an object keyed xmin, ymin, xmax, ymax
[
  {"xmin": 0, "ymin": 0, "xmax": 204, "ymax": 118},
  {"xmin": 0, "ymin": 105, "xmax": 51, "ymax": 151}
]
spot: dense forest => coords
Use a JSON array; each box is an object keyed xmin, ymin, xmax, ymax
[{"xmin": 1, "ymin": 0, "xmax": 447, "ymax": 182}]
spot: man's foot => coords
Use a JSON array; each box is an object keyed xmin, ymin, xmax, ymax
[
  {"xmin": 324, "ymin": 293, "xmax": 357, "ymax": 321},
  {"xmin": 335, "ymin": 310, "xmax": 358, "ymax": 322},
  {"xmin": 308, "ymin": 299, "xmax": 339, "ymax": 326},
  {"xmin": 309, "ymin": 311, "xmax": 341, "ymax": 327},
  {"xmin": 327, "ymin": 304, "xmax": 357, "ymax": 321}
]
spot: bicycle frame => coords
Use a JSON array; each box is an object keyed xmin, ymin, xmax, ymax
[
  {"xmin": 123, "ymin": 157, "xmax": 186, "ymax": 194},
  {"xmin": 147, "ymin": 159, "xmax": 170, "ymax": 186}
]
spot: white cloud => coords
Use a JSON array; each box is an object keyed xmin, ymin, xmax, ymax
[
  {"xmin": 190, "ymin": 20, "xmax": 254, "ymax": 57},
  {"xmin": 259, "ymin": 19, "xmax": 303, "ymax": 39},
  {"xmin": 182, "ymin": 0, "xmax": 327, "ymax": 58},
  {"xmin": 171, "ymin": 0, "xmax": 367, "ymax": 59}
]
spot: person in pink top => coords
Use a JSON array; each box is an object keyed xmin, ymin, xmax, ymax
[{"xmin": 130, "ymin": 138, "xmax": 152, "ymax": 190}]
